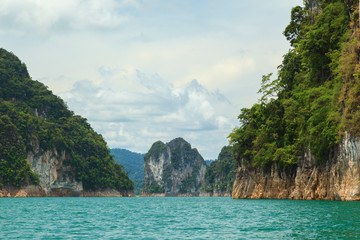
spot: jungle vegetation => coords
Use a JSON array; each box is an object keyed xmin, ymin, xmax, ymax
[
  {"xmin": 229, "ymin": 0, "xmax": 360, "ymax": 169},
  {"xmin": 202, "ymin": 146, "xmax": 237, "ymax": 193},
  {"xmin": 0, "ymin": 49, "xmax": 133, "ymax": 191}
]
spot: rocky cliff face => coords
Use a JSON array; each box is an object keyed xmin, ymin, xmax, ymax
[
  {"xmin": 27, "ymin": 148, "xmax": 83, "ymax": 196},
  {"xmin": 142, "ymin": 138, "xmax": 207, "ymax": 196},
  {"xmin": 232, "ymin": 132, "xmax": 360, "ymax": 200}
]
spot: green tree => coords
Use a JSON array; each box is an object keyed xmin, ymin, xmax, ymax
[
  {"xmin": 0, "ymin": 48, "xmax": 133, "ymax": 191},
  {"xmin": 229, "ymin": 1, "xmax": 354, "ymax": 170}
]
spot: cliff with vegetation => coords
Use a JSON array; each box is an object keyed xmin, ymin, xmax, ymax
[
  {"xmin": 230, "ymin": 0, "xmax": 360, "ymax": 200},
  {"xmin": 201, "ymin": 146, "xmax": 236, "ymax": 197},
  {"xmin": 142, "ymin": 138, "xmax": 207, "ymax": 196},
  {"xmin": 0, "ymin": 49, "xmax": 133, "ymax": 197}
]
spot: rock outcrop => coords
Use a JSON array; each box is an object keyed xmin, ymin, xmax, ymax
[
  {"xmin": 142, "ymin": 138, "xmax": 207, "ymax": 196},
  {"xmin": 232, "ymin": 132, "xmax": 360, "ymax": 200},
  {"xmin": 27, "ymin": 148, "xmax": 83, "ymax": 197},
  {"xmin": 0, "ymin": 148, "xmax": 134, "ymax": 197}
]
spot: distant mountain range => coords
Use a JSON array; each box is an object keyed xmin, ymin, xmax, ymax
[
  {"xmin": 205, "ymin": 160, "xmax": 215, "ymax": 165},
  {"xmin": 110, "ymin": 149, "xmax": 145, "ymax": 195}
]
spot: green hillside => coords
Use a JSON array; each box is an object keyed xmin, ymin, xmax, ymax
[
  {"xmin": 229, "ymin": 1, "xmax": 360, "ymax": 169},
  {"xmin": 111, "ymin": 148, "xmax": 144, "ymax": 195},
  {"xmin": 0, "ymin": 49, "xmax": 133, "ymax": 191},
  {"xmin": 202, "ymin": 146, "xmax": 237, "ymax": 193}
]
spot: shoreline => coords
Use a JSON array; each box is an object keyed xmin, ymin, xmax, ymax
[
  {"xmin": 139, "ymin": 192, "xmax": 232, "ymax": 197},
  {"xmin": 0, "ymin": 187, "xmax": 232, "ymax": 198},
  {"xmin": 0, "ymin": 186, "xmax": 135, "ymax": 197}
]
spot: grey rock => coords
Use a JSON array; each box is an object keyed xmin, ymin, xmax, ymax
[
  {"xmin": 142, "ymin": 138, "xmax": 207, "ymax": 196},
  {"xmin": 232, "ymin": 132, "xmax": 360, "ymax": 200}
]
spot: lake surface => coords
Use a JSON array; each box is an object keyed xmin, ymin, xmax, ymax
[{"xmin": 1, "ymin": 197, "xmax": 359, "ymax": 239}]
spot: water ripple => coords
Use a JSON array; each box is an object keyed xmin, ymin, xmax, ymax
[{"xmin": 1, "ymin": 197, "xmax": 360, "ymax": 239}]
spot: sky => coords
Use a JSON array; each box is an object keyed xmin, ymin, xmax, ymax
[{"xmin": 0, "ymin": 0, "xmax": 303, "ymax": 159}]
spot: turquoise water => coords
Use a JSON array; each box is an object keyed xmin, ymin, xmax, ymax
[{"xmin": 1, "ymin": 197, "xmax": 360, "ymax": 239}]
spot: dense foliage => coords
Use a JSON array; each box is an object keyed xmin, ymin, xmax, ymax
[
  {"xmin": 111, "ymin": 148, "xmax": 145, "ymax": 195},
  {"xmin": 202, "ymin": 146, "xmax": 237, "ymax": 193},
  {"xmin": 147, "ymin": 181, "xmax": 165, "ymax": 194},
  {"xmin": 0, "ymin": 49, "xmax": 133, "ymax": 191},
  {"xmin": 229, "ymin": 0, "xmax": 360, "ymax": 168},
  {"xmin": 144, "ymin": 141, "xmax": 166, "ymax": 161}
]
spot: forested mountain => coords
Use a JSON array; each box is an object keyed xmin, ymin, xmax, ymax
[
  {"xmin": 230, "ymin": 0, "xmax": 357, "ymax": 170},
  {"xmin": 230, "ymin": 0, "xmax": 360, "ymax": 200},
  {"xmin": 202, "ymin": 146, "xmax": 236, "ymax": 194},
  {"xmin": 111, "ymin": 148, "xmax": 144, "ymax": 195},
  {"xmin": 0, "ymin": 49, "xmax": 133, "ymax": 195},
  {"xmin": 142, "ymin": 138, "xmax": 207, "ymax": 196}
]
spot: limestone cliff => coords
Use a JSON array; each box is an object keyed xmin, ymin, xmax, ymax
[
  {"xmin": 232, "ymin": 133, "xmax": 360, "ymax": 200},
  {"xmin": 0, "ymin": 147, "xmax": 134, "ymax": 197},
  {"xmin": 142, "ymin": 138, "xmax": 207, "ymax": 196},
  {"xmin": 0, "ymin": 136, "xmax": 134, "ymax": 198},
  {"xmin": 27, "ymin": 149, "xmax": 82, "ymax": 196}
]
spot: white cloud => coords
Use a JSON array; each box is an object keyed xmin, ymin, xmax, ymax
[
  {"xmin": 60, "ymin": 71, "xmax": 235, "ymax": 158},
  {"xmin": 0, "ymin": 0, "xmax": 304, "ymax": 158},
  {"xmin": 183, "ymin": 56, "xmax": 256, "ymax": 91},
  {"xmin": 0, "ymin": 0, "xmax": 138, "ymax": 34}
]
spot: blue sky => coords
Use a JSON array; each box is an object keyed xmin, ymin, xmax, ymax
[{"xmin": 0, "ymin": 0, "xmax": 302, "ymax": 159}]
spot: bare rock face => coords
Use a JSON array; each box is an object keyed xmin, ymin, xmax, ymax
[
  {"xmin": 232, "ymin": 132, "xmax": 360, "ymax": 200},
  {"xmin": 142, "ymin": 138, "xmax": 207, "ymax": 196},
  {"xmin": 0, "ymin": 186, "xmax": 45, "ymax": 197},
  {"xmin": 27, "ymin": 149, "xmax": 83, "ymax": 197}
]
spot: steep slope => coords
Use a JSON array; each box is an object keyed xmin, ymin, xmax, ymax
[
  {"xmin": 0, "ymin": 49, "xmax": 133, "ymax": 197},
  {"xmin": 111, "ymin": 148, "xmax": 145, "ymax": 195},
  {"xmin": 142, "ymin": 138, "xmax": 207, "ymax": 196},
  {"xmin": 230, "ymin": 1, "xmax": 360, "ymax": 200},
  {"xmin": 201, "ymin": 146, "xmax": 236, "ymax": 196}
]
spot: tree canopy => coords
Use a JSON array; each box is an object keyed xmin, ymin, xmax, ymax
[
  {"xmin": 229, "ymin": 1, "xmax": 360, "ymax": 169},
  {"xmin": 0, "ymin": 49, "xmax": 133, "ymax": 191}
]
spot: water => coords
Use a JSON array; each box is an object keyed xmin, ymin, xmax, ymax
[{"xmin": 1, "ymin": 197, "xmax": 360, "ymax": 239}]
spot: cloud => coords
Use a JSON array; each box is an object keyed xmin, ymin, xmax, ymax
[
  {"xmin": 136, "ymin": 70, "xmax": 173, "ymax": 96},
  {"xmin": 0, "ymin": 0, "xmax": 139, "ymax": 34},
  {"xmin": 60, "ymin": 70, "xmax": 234, "ymax": 158},
  {"xmin": 1, "ymin": 0, "xmax": 303, "ymax": 158}
]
